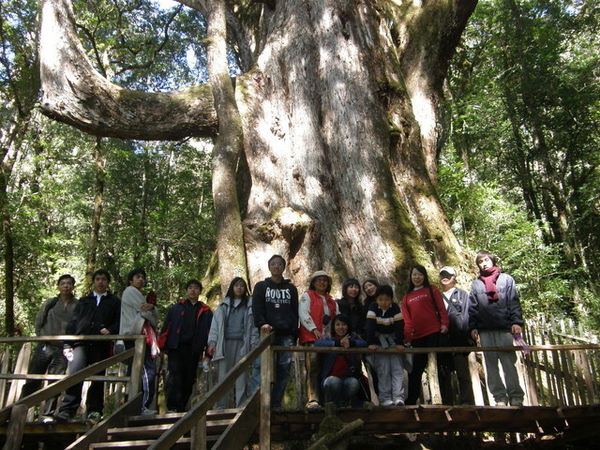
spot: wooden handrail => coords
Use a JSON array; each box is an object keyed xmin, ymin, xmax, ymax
[
  {"xmin": 0, "ymin": 347, "xmax": 135, "ymax": 423},
  {"xmin": 149, "ymin": 333, "xmax": 274, "ymax": 450},
  {"xmin": 271, "ymin": 343, "xmax": 600, "ymax": 354},
  {"xmin": 0, "ymin": 335, "xmax": 146, "ymax": 450}
]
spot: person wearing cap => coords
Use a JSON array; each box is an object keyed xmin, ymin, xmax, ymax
[
  {"xmin": 299, "ymin": 270, "xmax": 339, "ymax": 409},
  {"xmin": 468, "ymin": 251, "xmax": 525, "ymax": 407},
  {"xmin": 439, "ymin": 266, "xmax": 475, "ymax": 405},
  {"xmin": 252, "ymin": 255, "xmax": 299, "ymax": 408},
  {"xmin": 337, "ymin": 278, "xmax": 366, "ymax": 339}
]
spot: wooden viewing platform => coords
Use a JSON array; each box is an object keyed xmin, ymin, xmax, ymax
[{"xmin": 0, "ymin": 316, "xmax": 598, "ymax": 449}]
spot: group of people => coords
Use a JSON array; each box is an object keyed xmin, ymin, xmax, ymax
[
  {"xmin": 19, "ymin": 249, "xmax": 525, "ymax": 423},
  {"xmin": 252, "ymin": 251, "xmax": 525, "ymax": 409}
]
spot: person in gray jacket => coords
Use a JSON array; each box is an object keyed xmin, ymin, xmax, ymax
[
  {"xmin": 469, "ymin": 251, "xmax": 525, "ymax": 407},
  {"xmin": 207, "ymin": 277, "xmax": 259, "ymax": 409},
  {"xmin": 20, "ymin": 274, "xmax": 78, "ymax": 422}
]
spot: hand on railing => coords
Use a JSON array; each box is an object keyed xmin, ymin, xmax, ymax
[{"xmin": 513, "ymin": 334, "xmax": 531, "ymax": 355}]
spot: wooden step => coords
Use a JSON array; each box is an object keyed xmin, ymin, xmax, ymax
[
  {"xmin": 106, "ymin": 419, "xmax": 232, "ymax": 440},
  {"xmin": 126, "ymin": 409, "xmax": 237, "ymax": 427},
  {"xmin": 89, "ymin": 437, "xmax": 193, "ymax": 450}
]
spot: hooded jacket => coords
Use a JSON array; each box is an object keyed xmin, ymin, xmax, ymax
[{"xmin": 207, "ymin": 296, "xmax": 259, "ymax": 362}]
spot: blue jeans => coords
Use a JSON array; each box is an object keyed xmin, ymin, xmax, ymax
[
  {"xmin": 271, "ymin": 335, "xmax": 295, "ymax": 408},
  {"xmin": 322, "ymin": 376, "xmax": 360, "ymax": 406}
]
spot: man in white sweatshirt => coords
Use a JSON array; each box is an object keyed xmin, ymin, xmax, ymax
[{"xmin": 119, "ymin": 268, "xmax": 159, "ymax": 415}]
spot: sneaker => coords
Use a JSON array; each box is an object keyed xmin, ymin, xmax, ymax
[
  {"xmin": 86, "ymin": 411, "xmax": 102, "ymax": 424},
  {"xmin": 381, "ymin": 400, "xmax": 394, "ymax": 407},
  {"xmin": 141, "ymin": 408, "xmax": 157, "ymax": 415},
  {"xmin": 305, "ymin": 400, "xmax": 322, "ymax": 410},
  {"xmin": 495, "ymin": 401, "xmax": 508, "ymax": 407},
  {"xmin": 40, "ymin": 415, "xmax": 54, "ymax": 423},
  {"xmin": 510, "ymin": 398, "xmax": 524, "ymax": 407},
  {"xmin": 54, "ymin": 411, "xmax": 71, "ymax": 423},
  {"xmin": 393, "ymin": 398, "xmax": 405, "ymax": 406}
]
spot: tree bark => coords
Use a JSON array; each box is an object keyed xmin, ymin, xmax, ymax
[
  {"xmin": 205, "ymin": 0, "xmax": 249, "ymax": 295},
  {"xmin": 85, "ymin": 137, "xmax": 105, "ymax": 285},
  {"xmin": 39, "ymin": 0, "xmax": 477, "ymax": 291}
]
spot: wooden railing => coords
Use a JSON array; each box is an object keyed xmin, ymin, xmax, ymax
[
  {"xmin": 0, "ymin": 335, "xmax": 146, "ymax": 450},
  {"xmin": 149, "ymin": 332, "xmax": 274, "ymax": 450},
  {"xmin": 149, "ymin": 335, "xmax": 600, "ymax": 450},
  {"xmin": 278, "ymin": 342, "xmax": 600, "ymax": 410},
  {"xmin": 1, "ymin": 327, "xmax": 598, "ymax": 449}
]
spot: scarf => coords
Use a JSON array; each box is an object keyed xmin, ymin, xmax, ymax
[{"xmin": 479, "ymin": 266, "xmax": 501, "ymax": 302}]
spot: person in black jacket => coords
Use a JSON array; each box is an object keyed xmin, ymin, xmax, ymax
[
  {"xmin": 54, "ymin": 269, "xmax": 121, "ymax": 423},
  {"xmin": 336, "ymin": 278, "xmax": 366, "ymax": 339},
  {"xmin": 252, "ymin": 254, "xmax": 299, "ymax": 408},
  {"xmin": 159, "ymin": 279, "xmax": 213, "ymax": 413},
  {"xmin": 439, "ymin": 266, "xmax": 475, "ymax": 405}
]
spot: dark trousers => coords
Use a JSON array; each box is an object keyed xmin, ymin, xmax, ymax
[
  {"xmin": 20, "ymin": 344, "xmax": 68, "ymax": 416},
  {"xmin": 124, "ymin": 340, "xmax": 157, "ymax": 410},
  {"xmin": 406, "ymin": 332, "xmax": 449, "ymax": 405},
  {"xmin": 166, "ymin": 345, "xmax": 201, "ymax": 412},
  {"xmin": 58, "ymin": 343, "xmax": 110, "ymax": 416}
]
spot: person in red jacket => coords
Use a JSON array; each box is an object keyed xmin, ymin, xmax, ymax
[
  {"xmin": 299, "ymin": 270, "xmax": 339, "ymax": 409},
  {"xmin": 401, "ymin": 265, "xmax": 449, "ymax": 405}
]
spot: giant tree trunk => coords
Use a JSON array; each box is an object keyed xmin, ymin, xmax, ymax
[{"xmin": 39, "ymin": 0, "xmax": 476, "ymax": 291}]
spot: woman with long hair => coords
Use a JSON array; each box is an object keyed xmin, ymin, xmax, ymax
[
  {"xmin": 337, "ymin": 278, "xmax": 366, "ymax": 339},
  {"xmin": 207, "ymin": 277, "xmax": 259, "ymax": 408},
  {"xmin": 401, "ymin": 265, "xmax": 449, "ymax": 405}
]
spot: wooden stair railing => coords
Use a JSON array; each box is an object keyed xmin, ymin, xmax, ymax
[
  {"xmin": 0, "ymin": 335, "xmax": 145, "ymax": 450},
  {"xmin": 148, "ymin": 333, "xmax": 274, "ymax": 450}
]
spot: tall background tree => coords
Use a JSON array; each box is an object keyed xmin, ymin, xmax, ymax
[{"xmin": 444, "ymin": 0, "xmax": 600, "ymax": 326}]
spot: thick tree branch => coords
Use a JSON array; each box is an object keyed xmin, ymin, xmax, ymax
[
  {"xmin": 206, "ymin": 0, "xmax": 248, "ymax": 293},
  {"xmin": 39, "ymin": 0, "xmax": 218, "ymax": 141}
]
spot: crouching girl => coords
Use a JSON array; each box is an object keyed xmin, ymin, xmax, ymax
[{"xmin": 314, "ymin": 314, "xmax": 367, "ymax": 407}]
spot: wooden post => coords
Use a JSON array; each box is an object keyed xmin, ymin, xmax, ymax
[
  {"xmin": 0, "ymin": 349, "xmax": 10, "ymax": 409},
  {"xmin": 427, "ymin": 352, "xmax": 442, "ymax": 404},
  {"xmin": 128, "ymin": 336, "xmax": 145, "ymax": 398},
  {"xmin": 191, "ymin": 412, "xmax": 207, "ymax": 450},
  {"xmin": 2, "ymin": 404, "xmax": 27, "ymax": 450},
  {"xmin": 468, "ymin": 352, "xmax": 485, "ymax": 406},
  {"xmin": 6, "ymin": 343, "xmax": 31, "ymax": 406},
  {"xmin": 259, "ymin": 331, "xmax": 272, "ymax": 450}
]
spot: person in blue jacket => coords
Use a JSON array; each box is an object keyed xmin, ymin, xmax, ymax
[
  {"xmin": 159, "ymin": 279, "xmax": 213, "ymax": 412},
  {"xmin": 314, "ymin": 314, "xmax": 366, "ymax": 407}
]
